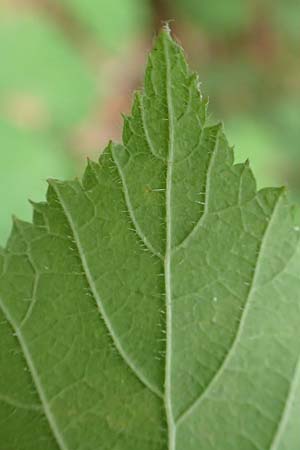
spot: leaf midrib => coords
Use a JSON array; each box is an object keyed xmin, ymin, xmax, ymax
[{"xmin": 162, "ymin": 31, "xmax": 176, "ymax": 450}]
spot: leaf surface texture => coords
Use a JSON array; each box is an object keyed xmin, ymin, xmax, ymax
[{"xmin": 1, "ymin": 30, "xmax": 300, "ymax": 450}]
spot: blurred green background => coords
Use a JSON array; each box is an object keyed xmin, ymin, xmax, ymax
[{"xmin": 0, "ymin": 0, "xmax": 299, "ymax": 244}]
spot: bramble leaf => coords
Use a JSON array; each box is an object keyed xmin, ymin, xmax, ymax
[{"xmin": 1, "ymin": 29, "xmax": 300, "ymax": 450}]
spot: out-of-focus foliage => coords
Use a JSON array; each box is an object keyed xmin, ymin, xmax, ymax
[
  {"xmin": 0, "ymin": 0, "xmax": 299, "ymax": 244},
  {"xmin": 60, "ymin": 0, "xmax": 151, "ymax": 50},
  {"xmin": 173, "ymin": 0, "xmax": 253, "ymax": 35},
  {"xmin": 0, "ymin": 120, "xmax": 73, "ymax": 241},
  {"xmin": 173, "ymin": 0, "xmax": 300, "ymax": 41},
  {"xmin": 0, "ymin": 14, "xmax": 96, "ymax": 128},
  {"xmin": 271, "ymin": 0, "xmax": 300, "ymax": 42},
  {"xmin": 0, "ymin": 11, "xmax": 96, "ymax": 243},
  {"xmin": 226, "ymin": 118, "xmax": 282, "ymax": 189}
]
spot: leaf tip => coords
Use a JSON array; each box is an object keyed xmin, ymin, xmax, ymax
[
  {"xmin": 279, "ymin": 185, "xmax": 288, "ymax": 195},
  {"xmin": 11, "ymin": 215, "xmax": 27, "ymax": 233},
  {"xmin": 157, "ymin": 21, "xmax": 178, "ymax": 47},
  {"xmin": 162, "ymin": 20, "xmax": 173, "ymax": 35},
  {"xmin": 47, "ymin": 178, "xmax": 63, "ymax": 188}
]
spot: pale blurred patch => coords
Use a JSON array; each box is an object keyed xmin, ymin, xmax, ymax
[{"xmin": 2, "ymin": 92, "xmax": 50, "ymax": 130}]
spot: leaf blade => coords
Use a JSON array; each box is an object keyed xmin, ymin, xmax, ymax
[{"xmin": 1, "ymin": 29, "xmax": 300, "ymax": 450}]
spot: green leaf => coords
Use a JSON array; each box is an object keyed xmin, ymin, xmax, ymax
[{"xmin": 1, "ymin": 29, "xmax": 300, "ymax": 450}]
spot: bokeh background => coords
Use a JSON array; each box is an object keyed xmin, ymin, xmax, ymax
[{"xmin": 1, "ymin": 0, "xmax": 299, "ymax": 244}]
